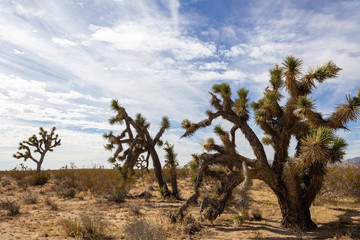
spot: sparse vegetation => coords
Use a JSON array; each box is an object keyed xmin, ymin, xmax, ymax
[
  {"xmin": 21, "ymin": 191, "xmax": 38, "ymax": 204},
  {"xmin": 124, "ymin": 218, "xmax": 166, "ymax": 240},
  {"xmin": 59, "ymin": 213, "xmax": 108, "ymax": 239},
  {"xmin": 0, "ymin": 199, "xmax": 20, "ymax": 216}
]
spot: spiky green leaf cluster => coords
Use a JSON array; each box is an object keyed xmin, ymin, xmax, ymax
[
  {"xmin": 261, "ymin": 136, "xmax": 272, "ymax": 145},
  {"xmin": 202, "ymin": 137, "xmax": 215, "ymax": 152},
  {"xmin": 214, "ymin": 124, "xmax": 225, "ymax": 136},
  {"xmin": 161, "ymin": 116, "xmax": 170, "ymax": 129},
  {"xmin": 234, "ymin": 88, "xmax": 249, "ymax": 118},
  {"xmin": 331, "ymin": 137, "xmax": 348, "ymax": 161},
  {"xmin": 157, "ymin": 139, "xmax": 164, "ymax": 147},
  {"xmin": 135, "ymin": 113, "xmax": 150, "ymax": 128},
  {"xmin": 205, "ymin": 109, "xmax": 213, "ymax": 116},
  {"xmin": 186, "ymin": 154, "xmax": 200, "ymax": 171},
  {"xmin": 181, "ymin": 119, "xmax": 192, "ymax": 129},
  {"xmin": 297, "ymin": 96, "xmax": 314, "ymax": 110},
  {"xmin": 212, "ymin": 83, "xmax": 231, "ymax": 98},
  {"xmin": 313, "ymin": 61, "xmax": 341, "ymax": 83},
  {"xmin": 164, "ymin": 143, "xmax": 178, "ymax": 168},
  {"xmin": 300, "ymin": 127, "xmax": 336, "ymax": 163},
  {"xmin": 282, "ymin": 55, "xmax": 303, "ymax": 74},
  {"xmin": 269, "ymin": 68, "xmax": 284, "ymax": 90}
]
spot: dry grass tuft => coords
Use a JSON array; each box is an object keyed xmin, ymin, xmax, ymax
[
  {"xmin": 0, "ymin": 199, "xmax": 20, "ymax": 216},
  {"xmin": 124, "ymin": 218, "xmax": 166, "ymax": 240},
  {"xmin": 44, "ymin": 196, "xmax": 58, "ymax": 211},
  {"xmin": 21, "ymin": 191, "xmax": 39, "ymax": 204},
  {"xmin": 59, "ymin": 213, "xmax": 108, "ymax": 239}
]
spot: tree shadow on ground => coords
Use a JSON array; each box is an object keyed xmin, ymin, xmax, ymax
[{"xmin": 205, "ymin": 209, "xmax": 360, "ymax": 240}]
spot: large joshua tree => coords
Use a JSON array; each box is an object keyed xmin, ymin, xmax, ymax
[
  {"xmin": 179, "ymin": 56, "xmax": 360, "ymax": 231},
  {"xmin": 13, "ymin": 127, "xmax": 61, "ymax": 175},
  {"xmin": 104, "ymin": 99, "xmax": 173, "ymax": 196}
]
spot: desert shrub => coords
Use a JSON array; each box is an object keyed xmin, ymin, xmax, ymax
[
  {"xmin": 105, "ymin": 185, "xmax": 128, "ymax": 203},
  {"xmin": 165, "ymin": 210, "xmax": 178, "ymax": 223},
  {"xmin": 129, "ymin": 205, "xmax": 142, "ymax": 216},
  {"xmin": 251, "ymin": 207, "xmax": 262, "ymax": 221},
  {"xmin": 183, "ymin": 214, "xmax": 201, "ymax": 235},
  {"xmin": 59, "ymin": 213, "xmax": 108, "ymax": 239},
  {"xmin": 52, "ymin": 178, "xmax": 77, "ymax": 198},
  {"xmin": 124, "ymin": 218, "xmax": 166, "ymax": 240},
  {"xmin": 16, "ymin": 179, "xmax": 28, "ymax": 191},
  {"xmin": 1, "ymin": 179, "xmax": 11, "ymax": 187},
  {"xmin": 0, "ymin": 199, "xmax": 20, "ymax": 216},
  {"xmin": 45, "ymin": 197, "xmax": 58, "ymax": 210},
  {"xmin": 30, "ymin": 173, "xmax": 50, "ymax": 186},
  {"xmin": 21, "ymin": 191, "xmax": 39, "ymax": 204},
  {"xmin": 323, "ymin": 164, "xmax": 360, "ymax": 201},
  {"xmin": 232, "ymin": 214, "xmax": 244, "ymax": 225}
]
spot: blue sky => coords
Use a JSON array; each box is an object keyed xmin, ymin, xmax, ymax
[{"xmin": 0, "ymin": 0, "xmax": 359, "ymax": 170}]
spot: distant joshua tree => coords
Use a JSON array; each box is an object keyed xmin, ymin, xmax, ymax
[
  {"xmin": 178, "ymin": 56, "xmax": 360, "ymax": 231},
  {"xmin": 163, "ymin": 142, "xmax": 180, "ymax": 199},
  {"xmin": 13, "ymin": 127, "xmax": 61, "ymax": 175},
  {"xmin": 104, "ymin": 100, "xmax": 174, "ymax": 197}
]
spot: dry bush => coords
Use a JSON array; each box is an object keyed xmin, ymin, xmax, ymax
[
  {"xmin": 59, "ymin": 213, "xmax": 108, "ymax": 239},
  {"xmin": 322, "ymin": 164, "xmax": 360, "ymax": 202},
  {"xmin": 0, "ymin": 199, "xmax": 20, "ymax": 216},
  {"xmin": 52, "ymin": 178, "xmax": 77, "ymax": 199},
  {"xmin": 105, "ymin": 184, "xmax": 129, "ymax": 203},
  {"xmin": 124, "ymin": 218, "xmax": 166, "ymax": 240},
  {"xmin": 21, "ymin": 191, "xmax": 39, "ymax": 204},
  {"xmin": 251, "ymin": 207, "xmax": 262, "ymax": 221},
  {"xmin": 1, "ymin": 178, "xmax": 11, "ymax": 187},
  {"xmin": 44, "ymin": 197, "xmax": 58, "ymax": 211},
  {"xmin": 183, "ymin": 214, "xmax": 201, "ymax": 235},
  {"xmin": 129, "ymin": 205, "xmax": 142, "ymax": 216}
]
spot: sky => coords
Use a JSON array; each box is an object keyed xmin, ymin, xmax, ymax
[{"xmin": 0, "ymin": 0, "xmax": 359, "ymax": 170}]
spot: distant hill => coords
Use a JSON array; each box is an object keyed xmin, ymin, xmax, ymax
[{"xmin": 345, "ymin": 157, "xmax": 360, "ymax": 165}]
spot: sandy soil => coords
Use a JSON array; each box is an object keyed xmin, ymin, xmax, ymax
[{"xmin": 0, "ymin": 175, "xmax": 359, "ymax": 239}]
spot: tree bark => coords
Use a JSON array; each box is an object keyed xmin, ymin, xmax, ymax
[
  {"xmin": 170, "ymin": 167, "xmax": 179, "ymax": 199},
  {"xmin": 274, "ymin": 186, "xmax": 317, "ymax": 231},
  {"xmin": 149, "ymin": 148, "xmax": 171, "ymax": 196}
]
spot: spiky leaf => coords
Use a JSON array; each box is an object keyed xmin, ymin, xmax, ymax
[
  {"xmin": 261, "ymin": 136, "xmax": 272, "ymax": 145},
  {"xmin": 214, "ymin": 125, "xmax": 225, "ymax": 136},
  {"xmin": 161, "ymin": 116, "xmax": 170, "ymax": 129}
]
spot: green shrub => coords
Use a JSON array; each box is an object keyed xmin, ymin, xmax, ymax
[{"xmin": 30, "ymin": 173, "xmax": 49, "ymax": 186}]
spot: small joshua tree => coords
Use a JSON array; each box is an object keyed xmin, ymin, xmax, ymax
[
  {"xmin": 13, "ymin": 127, "xmax": 61, "ymax": 175},
  {"xmin": 104, "ymin": 100, "xmax": 173, "ymax": 197},
  {"xmin": 178, "ymin": 56, "xmax": 360, "ymax": 231},
  {"xmin": 163, "ymin": 142, "xmax": 180, "ymax": 199}
]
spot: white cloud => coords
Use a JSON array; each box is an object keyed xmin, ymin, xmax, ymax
[{"xmin": 51, "ymin": 37, "xmax": 77, "ymax": 47}]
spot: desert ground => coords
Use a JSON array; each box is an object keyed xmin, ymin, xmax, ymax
[{"xmin": 0, "ymin": 168, "xmax": 359, "ymax": 240}]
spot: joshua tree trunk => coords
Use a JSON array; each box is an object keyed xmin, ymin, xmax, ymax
[
  {"xmin": 274, "ymin": 185, "xmax": 317, "ymax": 230},
  {"xmin": 149, "ymin": 148, "xmax": 171, "ymax": 196},
  {"xmin": 170, "ymin": 167, "xmax": 179, "ymax": 198}
]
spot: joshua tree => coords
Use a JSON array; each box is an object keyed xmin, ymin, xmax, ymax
[
  {"xmin": 104, "ymin": 99, "xmax": 173, "ymax": 197},
  {"xmin": 13, "ymin": 127, "xmax": 61, "ymax": 175},
  {"xmin": 163, "ymin": 142, "xmax": 180, "ymax": 199},
  {"xmin": 178, "ymin": 56, "xmax": 360, "ymax": 231}
]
